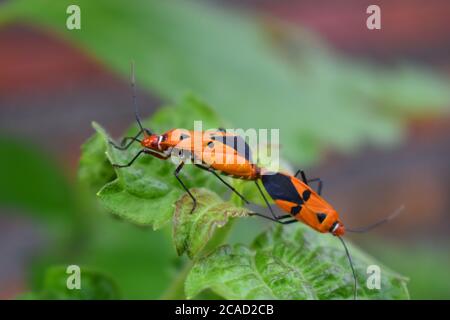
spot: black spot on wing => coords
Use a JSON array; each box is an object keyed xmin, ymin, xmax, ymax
[
  {"xmin": 302, "ymin": 190, "xmax": 311, "ymax": 202},
  {"xmin": 261, "ymin": 173, "xmax": 303, "ymax": 205},
  {"xmin": 316, "ymin": 213, "xmax": 327, "ymax": 223},
  {"xmin": 290, "ymin": 205, "xmax": 302, "ymax": 216},
  {"xmin": 210, "ymin": 134, "xmax": 253, "ymax": 162}
]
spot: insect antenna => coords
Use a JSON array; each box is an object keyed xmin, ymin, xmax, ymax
[
  {"xmin": 337, "ymin": 236, "xmax": 357, "ymax": 300},
  {"xmin": 346, "ymin": 205, "xmax": 404, "ymax": 233},
  {"xmin": 130, "ymin": 61, "xmax": 151, "ymax": 136}
]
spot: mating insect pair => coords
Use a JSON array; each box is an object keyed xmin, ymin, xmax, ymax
[{"xmin": 108, "ymin": 63, "xmax": 402, "ymax": 299}]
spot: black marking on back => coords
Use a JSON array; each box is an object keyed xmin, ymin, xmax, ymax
[
  {"xmin": 210, "ymin": 134, "xmax": 253, "ymax": 162},
  {"xmin": 179, "ymin": 133, "xmax": 190, "ymax": 141},
  {"xmin": 302, "ymin": 190, "xmax": 311, "ymax": 202},
  {"xmin": 316, "ymin": 213, "xmax": 327, "ymax": 223},
  {"xmin": 261, "ymin": 173, "xmax": 303, "ymax": 205},
  {"xmin": 291, "ymin": 205, "xmax": 302, "ymax": 216}
]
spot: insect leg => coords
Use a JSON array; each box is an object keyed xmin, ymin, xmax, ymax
[
  {"xmin": 308, "ymin": 178, "xmax": 323, "ymax": 195},
  {"xmin": 110, "ymin": 137, "xmax": 142, "ymax": 150},
  {"xmin": 249, "ymin": 212, "xmax": 297, "ymax": 224},
  {"xmin": 294, "ymin": 170, "xmax": 323, "ymax": 195},
  {"xmin": 174, "ymin": 161, "xmax": 197, "ymax": 214},
  {"xmin": 295, "ymin": 169, "xmax": 308, "ymax": 184},
  {"xmin": 109, "ymin": 129, "xmax": 143, "ymax": 150},
  {"xmin": 210, "ymin": 172, "xmax": 250, "ymax": 204},
  {"xmin": 112, "ymin": 149, "xmax": 145, "ymax": 168},
  {"xmin": 254, "ymin": 181, "xmax": 288, "ymax": 220},
  {"xmin": 144, "ymin": 149, "xmax": 170, "ymax": 160},
  {"xmin": 195, "ymin": 165, "xmax": 249, "ymax": 204}
]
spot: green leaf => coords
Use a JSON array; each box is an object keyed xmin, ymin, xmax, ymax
[
  {"xmin": 83, "ymin": 95, "xmax": 227, "ymax": 229},
  {"xmin": 173, "ymin": 188, "xmax": 250, "ymax": 259},
  {"xmin": 21, "ymin": 266, "xmax": 119, "ymax": 300},
  {"xmin": 186, "ymin": 224, "xmax": 409, "ymax": 300},
  {"xmin": 78, "ymin": 131, "xmax": 116, "ymax": 192},
  {"xmin": 2, "ymin": 0, "xmax": 448, "ymax": 164},
  {"xmin": 97, "ymin": 178, "xmax": 179, "ymax": 228}
]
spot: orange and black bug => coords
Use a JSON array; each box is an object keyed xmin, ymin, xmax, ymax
[
  {"xmin": 252, "ymin": 170, "xmax": 403, "ymax": 299},
  {"xmin": 112, "ymin": 127, "xmax": 261, "ymax": 213},
  {"xmin": 109, "ymin": 63, "xmax": 262, "ymax": 214}
]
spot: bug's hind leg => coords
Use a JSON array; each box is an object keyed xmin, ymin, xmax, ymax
[
  {"xmin": 254, "ymin": 181, "xmax": 290, "ymax": 220},
  {"xmin": 210, "ymin": 170, "xmax": 250, "ymax": 204},
  {"xmin": 249, "ymin": 212, "xmax": 297, "ymax": 224}
]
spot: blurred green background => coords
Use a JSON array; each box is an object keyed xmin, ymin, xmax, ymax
[{"xmin": 0, "ymin": 0, "xmax": 449, "ymax": 299}]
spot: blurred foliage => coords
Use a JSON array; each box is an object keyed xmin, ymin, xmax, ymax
[
  {"xmin": 20, "ymin": 266, "xmax": 119, "ymax": 300},
  {"xmin": 0, "ymin": 136, "xmax": 76, "ymax": 226},
  {"xmin": 23, "ymin": 202, "xmax": 178, "ymax": 299},
  {"xmin": 1, "ymin": 0, "xmax": 449, "ymax": 164},
  {"xmin": 366, "ymin": 242, "xmax": 450, "ymax": 300},
  {"xmin": 186, "ymin": 224, "xmax": 409, "ymax": 300}
]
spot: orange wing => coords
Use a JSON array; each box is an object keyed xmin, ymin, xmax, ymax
[
  {"xmin": 261, "ymin": 173, "xmax": 340, "ymax": 233},
  {"xmin": 163, "ymin": 130, "xmax": 257, "ymax": 179},
  {"xmin": 289, "ymin": 177, "xmax": 339, "ymax": 233}
]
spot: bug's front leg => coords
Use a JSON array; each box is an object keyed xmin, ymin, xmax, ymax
[{"xmin": 174, "ymin": 161, "xmax": 197, "ymax": 214}]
